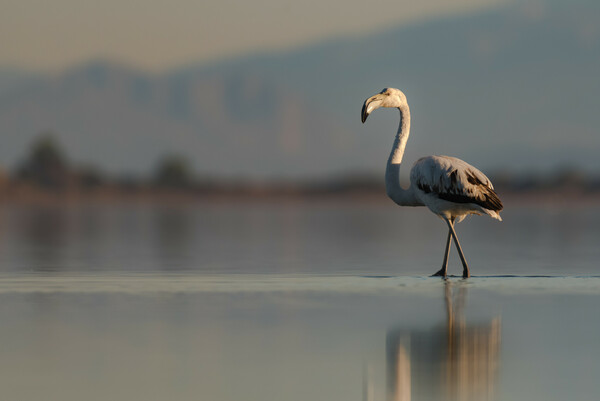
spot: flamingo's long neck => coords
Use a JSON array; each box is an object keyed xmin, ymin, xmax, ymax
[{"xmin": 385, "ymin": 104, "xmax": 421, "ymax": 206}]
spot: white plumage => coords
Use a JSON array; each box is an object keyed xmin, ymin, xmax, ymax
[
  {"xmin": 361, "ymin": 88, "xmax": 503, "ymax": 278},
  {"xmin": 411, "ymin": 155, "xmax": 503, "ymax": 223}
]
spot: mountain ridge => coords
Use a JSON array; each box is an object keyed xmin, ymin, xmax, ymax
[{"xmin": 1, "ymin": 0, "xmax": 599, "ymax": 178}]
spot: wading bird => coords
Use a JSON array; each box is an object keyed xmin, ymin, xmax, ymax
[{"xmin": 361, "ymin": 88, "xmax": 503, "ymax": 278}]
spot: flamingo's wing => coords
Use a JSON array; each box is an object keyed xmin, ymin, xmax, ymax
[{"xmin": 411, "ymin": 156, "xmax": 503, "ymax": 212}]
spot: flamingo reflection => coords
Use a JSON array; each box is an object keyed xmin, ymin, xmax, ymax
[{"xmin": 386, "ymin": 281, "xmax": 501, "ymax": 401}]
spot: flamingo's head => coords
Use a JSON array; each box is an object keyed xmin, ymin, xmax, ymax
[{"xmin": 361, "ymin": 88, "xmax": 408, "ymax": 123}]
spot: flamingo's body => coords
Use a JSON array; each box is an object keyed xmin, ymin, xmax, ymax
[{"xmin": 361, "ymin": 88, "xmax": 503, "ymax": 278}]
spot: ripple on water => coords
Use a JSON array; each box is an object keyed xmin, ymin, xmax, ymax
[{"xmin": 0, "ymin": 273, "xmax": 598, "ymax": 295}]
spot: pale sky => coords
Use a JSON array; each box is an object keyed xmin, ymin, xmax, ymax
[{"xmin": 2, "ymin": 0, "xmax": 509, "ymax": 73}]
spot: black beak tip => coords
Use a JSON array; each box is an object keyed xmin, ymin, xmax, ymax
[{"xmin": 361, "ymin": 104, "xmax": 368, "ymax": 123}]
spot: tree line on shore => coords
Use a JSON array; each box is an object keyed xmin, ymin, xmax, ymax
[{"xmin": 1, "ymin": 133, "xmax": 600, "ymax": 199}]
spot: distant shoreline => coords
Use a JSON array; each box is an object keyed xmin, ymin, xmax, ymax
[{"xmin": 1, "ymin": 182, "xmax": 599, "ymax": 206}]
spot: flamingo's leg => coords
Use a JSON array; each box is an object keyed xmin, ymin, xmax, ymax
[
  {"xmin": 432, "ymin": 225, "xmax": 452, "ymax": 277},
  {"xmin": 446, "ymin": 218, "xmax": 470, "ymax": 278}
]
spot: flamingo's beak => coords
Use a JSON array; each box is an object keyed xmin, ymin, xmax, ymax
[{"xmin": 361, "ymin": 94, "xmax": 383, "ymax": 123}]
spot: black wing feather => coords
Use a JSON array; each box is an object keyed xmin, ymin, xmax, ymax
[{"xmin": 416, "ymin": 166, "xmax": 503, "ymax": 212}]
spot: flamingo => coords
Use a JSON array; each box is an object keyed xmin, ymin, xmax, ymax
[{"xmin": 361, "ymin": 88, "xmax": 503, "ymax": 278}]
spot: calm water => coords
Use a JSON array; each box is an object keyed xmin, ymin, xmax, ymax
[
  {"xmin": 0, "ymin": 200, "xmax": 599, "ymax": 400},
  {"xmin": 1, "ymin": 200, "xmax": 599, "ymax": 275}
]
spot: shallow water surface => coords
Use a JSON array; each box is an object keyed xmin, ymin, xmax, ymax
[
  {"xmin": 0, "ymin": 274, "xmax": 598, "ymax": 401},
  {"xmin": 0, "ymin": 200, "xmax": 598, "ymax": 400},
  {"xmin": 0, "ymin": 200, "xmax": 599, "ymax": 275}
]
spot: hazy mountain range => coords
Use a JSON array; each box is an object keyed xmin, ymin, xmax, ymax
[{"xmin": 1, "ymin": 0, "xmax": 599, "ymax": 179}]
